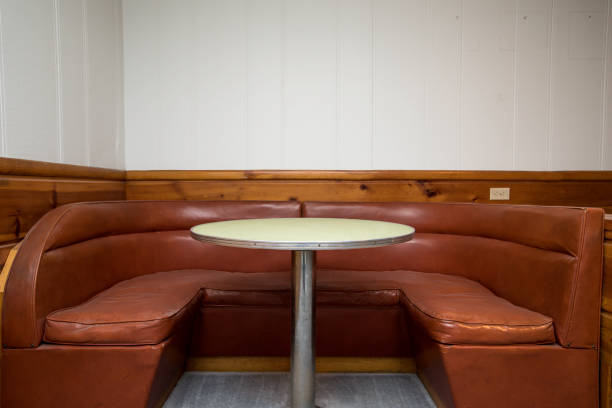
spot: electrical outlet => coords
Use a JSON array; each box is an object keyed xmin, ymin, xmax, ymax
[{"xmin": 490, "ymin": 187, "xmax": 510, "ymax": 200}]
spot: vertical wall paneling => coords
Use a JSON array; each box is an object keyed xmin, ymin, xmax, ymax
[
  {"xmin": 157, "ymin": 0, "xmax": 195, "ymax": 170},
  {"xmin": 58, "ymin": 0, "xmax": 87, "ymax": 165},
  {"xmin": 337, "ymin": 0, "xmax": 373, "ymax": 169},
  {"xmin": 82, "ymin": 0, "xmax": 90, "ymax": 165},
  {"xmin": 425, "ymin": 0, "xmax": 462, "ymax": 169},
  {"xmin": 1, "ymin": 0, "xmax": 59, "ymax": 162},
  {"xmin": 550, "ymin": 0, "xmax": 606, "ymax": 169},
  {"xmin": 85, "ymin": 0, "xmax": 121, "ymax": 168},
  {"xmin": 114, "ymin": 0, "xmax": 125, "ymax": 169},
  {"xmin": 0, "ymin": 0, "xmax": 609, "ymax": 171},
  {"xmin": 515, "ymin": 0, "xmax": 552, "ymax": 169},
  {"xmin": 122, "ymin": 0, "xmax": 612, "ymax": 170},
  {"xmin": 0, "ymin": 0, "xmax": 123, "ymax": 168},
  {"xmin": 247, "ymin": 0, "xmax": 283, "ymax": 169},
  {"xmin": 603, "ymin": 0, "xmax": 611, "ymax": 169},
  {"xmin": 194, "ymin": 0, "xmax": 247, "ymax": 170},
  {"xmin": 0, "ymin": 3, "xmax": 6, "ymax": 157},
  {"xmin": 53, "ymin": 0, "xmax": 63, "ymax": 162},
  {"xmin": 284, "ymin": 0, "xmax": 337, "ymax": 169},
  {"xmin": 373, "ymin": 0, "xmax": 426, "ymax": 169},
  {"xmin": 460, "ymin": 0, "xmax": 516, "ymax": 169},
  {"xmin": 123, "ymin": 0, "xmax": 160, "ymax": 170}
]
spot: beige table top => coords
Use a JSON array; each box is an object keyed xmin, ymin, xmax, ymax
[{"xmin": 190, "ymin": 217, "xmax": 415, "ymax": 250}]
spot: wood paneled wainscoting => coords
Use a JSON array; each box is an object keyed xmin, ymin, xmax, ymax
[
  {"xmin": 125, "ymin": 170, "xmax": 612, "ymax": 211},
  {"xmin": 0, "ymin": 158, "xmax": 125, "ymax": 268}
]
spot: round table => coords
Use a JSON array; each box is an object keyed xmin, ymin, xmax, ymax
[{"xmin": 190, "ymin": 217, "xmax": 415, "ymax": 408}]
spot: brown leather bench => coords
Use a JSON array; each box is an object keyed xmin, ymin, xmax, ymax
[{"xmin": 1, "ymin": 200, "xmax": 603, "ymax": 407}]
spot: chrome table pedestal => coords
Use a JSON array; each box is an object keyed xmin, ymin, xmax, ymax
[
  {"xmin": 291, "ymin": 250, "xmax": 316, "ymax": 408},
  {"xmin": 190, "ymin": 217, "xmax": 415, "ymax": 408}
]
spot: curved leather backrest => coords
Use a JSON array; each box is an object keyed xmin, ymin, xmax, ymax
[
  {"xmin": 303, "ymin": 202, "xmax": 604, "ymax": 348},
  {"xmin": 3, "ymin": 200, "xmax": 300, "ymax": 348}
]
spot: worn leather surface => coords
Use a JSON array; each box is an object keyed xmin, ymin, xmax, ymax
[
  {"xmin": 318, "ymin": 269, "xmax": 554, "ymax": 345},
  {"xmin": 2, "ymin": 200, "xmax": 603, "ymax": 408},
  {"xmin": 43, "ymin": 269, "xmax": 403, "ymax": 348},
  {"xmin": 45, "ymin": 268, "xmax": 554, "ymax": 347},
  {"xmin": 414, "ymin": 333, "xmax": 598, "ymax": 408},
  {"xmin": 45, "ymin": 271, "xmax": 204, "ymax": 345},
  {"xmin": 398, "ymin": 271, "xmax": 554, "ymax": 345},
  {"xmin": 3, "ymin": 200, "xmax": 300, "ymax": 348},
  {"xmin": 304, "ymin": 201, "xmax": 604, "ymax": 348},
  {"xmin": 2, "ymin": 332, "xmax": 191, "ymax": 408}
]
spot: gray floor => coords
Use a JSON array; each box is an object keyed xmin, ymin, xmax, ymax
[{"xmin": 163, "ymin": 372, "xmax": 436, "ymax": 408}]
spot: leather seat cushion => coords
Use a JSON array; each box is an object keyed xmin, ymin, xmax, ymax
[
  {"xmin": 317, "ymin": 270, "xmax": 556, "ymax": 345},
  {"xmin": 44, "ymin": 269, "xmax": 398, "ymax": 346},
  {"xmin": 45, "ymin": 269, "xmax": 555, "ymax": 346},
  {"xmin": 44, "ymin": 269, "xmax": 297, "ymax": 346},
  {"xmin": 44, "ymin": 270, "xmax": 207, "ymax": 345}
]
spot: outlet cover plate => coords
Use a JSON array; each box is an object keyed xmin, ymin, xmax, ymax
[{"xmin": 490, "ymin": 187, "xmax": 510, "ymax": 200}]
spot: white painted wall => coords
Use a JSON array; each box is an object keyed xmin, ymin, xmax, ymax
[
  {"xmin": 1, "ymin": 1, "xmax": 610, "ymax": 171},
  {"xmin": 124, "ymin": 0, "xmax": 612, "ymax": 171},
  {"xmin": 0, "ymin": 0, "xmax": 124, "ymax": 168}
]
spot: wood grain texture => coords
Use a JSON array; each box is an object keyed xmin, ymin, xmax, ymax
[
  {"xmin": 0, "ymin": 243, "xmax": 16, "ymax": 270},
  {"xmin": 185, "ymin": 357, "xmax": 416, "ymax": 373},
  {"xmin": 0, "ymin": 176, "xmax": 125, "ymax": 244},
  {"xmin": 126, "ymin": 169, "xmax": 612, "ymax": 181},
  {"xmin": 0, "ymin": 242, "xmax": 20, "ymax": 370},
  {"xmin": 0, "ymin": 157, "xmax": 124, "ymax": 180},
  {"xmin": 125, "ymin": 179, "xmax": 612, "ymax": 213}
]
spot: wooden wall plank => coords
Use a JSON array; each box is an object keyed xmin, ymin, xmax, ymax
[
  {"xmin": 0, "ymin": 157, "xmax": 124, "ymax": 180},
  {"xmin": 126, "ymin": 169, "xmax": 612, "ymax": 181},
  {"xmin": 0, "ymin": 176, "xmax": 125, "ymax": 245},
  {"xmin": 125, "ymin": 179, "xmax": 612, "ymax": 212},
  {"xmin": 0, "ymin": 243, "xmax": 17, "ymax": 270},
  {"xmin": 185, "ymin": 357, "xmax": 416, "ymax": 373}
]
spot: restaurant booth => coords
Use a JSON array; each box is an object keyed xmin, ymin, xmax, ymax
[{"xmin": 0, "ymin": 1, "xmax": 611, "ymax": 407}]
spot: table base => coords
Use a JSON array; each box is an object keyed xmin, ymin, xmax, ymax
[{"xmin": 291, "ymin": 250, "xmax": 316, "ymax": 408}]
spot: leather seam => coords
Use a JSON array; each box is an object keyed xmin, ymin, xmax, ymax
[
  {"xmin": 44, "ymin": 201, "xmax": 301, "ymax": 252},
  {"xmin": 305, "ymin": 202, "xmax": 584, "ymax": 254},
  {"xmin": 563, "ymin": 208, "xmax": 587, "ymax": 345},
  {"xmin": 26, "ymin": 205, "xmax": 77, "ymax": 345},
  {"xmin": 399, "ymin": 292, "xmax": 554, "ymax": 328},
  {"xmin": 43, "ymin": 230, "xmax": 579, "ymax": 259},
  {"xmin": 46, "ymin": 289, "xmax": 203, "ymax": 326}
]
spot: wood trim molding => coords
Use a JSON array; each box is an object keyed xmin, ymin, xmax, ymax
[
  {"xmin": 0, "ymin": 242, "xmax": 17, "ymax": 270},
  {"xmin": 0, "ymin": 158, "xmax": 126, "ymax": 245},
  {"xmin": 0, "ymin": 242, "xmax": 20, "ymax": 354},
  {"xmin": 185, "ymin": 357, "xmax": 416, "ymax": 373},
  {"xmin": 126, "ymin": 169, "xmax": 612, "ymax": 181},
  {"xmin": 0, "ymin": 157, "xmax": 124, "ymax": 181},
  {"xmin": 0, "ymin": 242, "xmax": 20, "ymax": 295}
]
